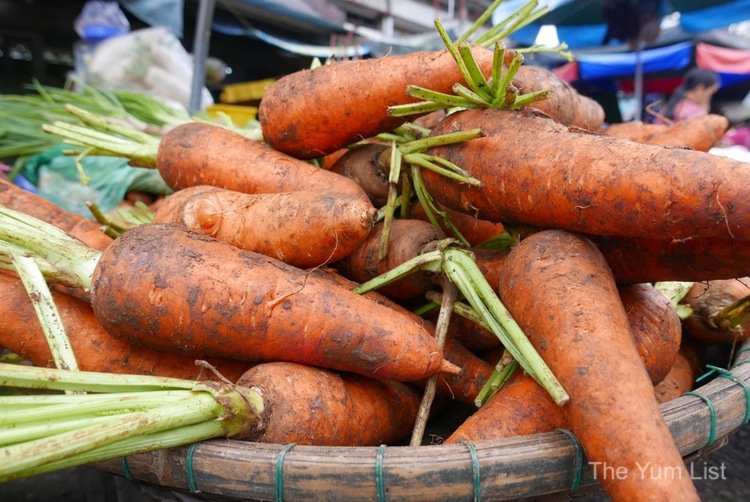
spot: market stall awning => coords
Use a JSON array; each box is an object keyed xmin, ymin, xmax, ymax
[{"xmin": 696, "ymin": 42, "xmax": 750, "ymax": 86}]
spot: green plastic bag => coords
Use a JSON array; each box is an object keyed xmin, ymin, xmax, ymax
[{"xmin": 21, "ymin": 145, "xmax": 172, "ymax": 218}]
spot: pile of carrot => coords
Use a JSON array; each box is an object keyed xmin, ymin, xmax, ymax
[{"xmin": 3, "ymin": 6, "xmax": 749, "ymax": 499}]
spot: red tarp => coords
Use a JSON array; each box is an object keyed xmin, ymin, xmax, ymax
[{"xmin": 696, "ymin": 42, "xmax": 750, "ymax": 75}]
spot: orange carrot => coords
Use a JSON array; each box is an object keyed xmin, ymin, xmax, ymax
[
  {"xmin": 329, "ymin": 143, "xmax": 391, "ymax": 207},
  {"xmin": 258, "ymin": 47, "xmax": 496, "ymax": 159},
  {"xmin": 593, "ymin": 235, "xmax": 750, "ymax": 283},
  {"xmin": 605, "ymin": 114, "xmax": 729, "ymax": 152},
  {"xmin": 236, "ymin": 362, "xmax": 421, "ymax": 446},
  {"xmin": 85, "ymin": 223, "xmax": 455, "ymax": 382},
  {"xmin": 513, "ymin": 64, "xmax": 605, "ymax": 131},
  {"xmin": 152, "ymin": 186, "xmax": 376, "ymax": 268},
  {"xmin": 0, "ymin": 272, "xmax": 249, "ymax": 382},
  {"xmin": 0, "ymin": 178, "xmax": 111, "ymax": 251},
  {"xmin": 683, "ymin": 278, "xmax": 750, "ymax": 344},
  {"xmin": 446, "ymin": 281, "xmax": 683, "ymax": 443},
  {"xmin": 337, "ymin": 218, "xmax": 444, "ymax": 299},
  {"xmin": 654, "ymin": 348, "xmax": 701, "ymax": 404},
  {"xmin": 620, "ymin": 283, "xmax": 682, "ymax": 384},
  {"xmin": 424, "ymin": 108, "xmax": 750, "ymax": 240},
  {"xmin": 495, "ymin": 229, "xmax": 698, "ymax": 500},
  {"xmin": 155, "ymin": 123, "xmax": 367, "ymax": 198}
]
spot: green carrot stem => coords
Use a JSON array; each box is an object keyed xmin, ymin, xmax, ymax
[
  {"xmin": 0, "ymin": 391, "xmax": 196, "ymax": 426},
  {"xmin": 474, "ymin": 351, "xmax": 519, "ymax": 407},
  {"xmin": 42, "ymin": 122, "xmax": 158, "ymax": 168},
  {"xmin": 0, "ymin": 393, "xmax": 221, "ymax": 481},
  {"xmin": 411, "ymin": 278, "xmax": 458, "ymax": 446},
  {"xmin": 0, "ymin": 206, "xmax": 101, "ymax": 292},
  {"xmin": 11, "ymin": 253, "xmax": 78, "ymax": 371},
  {"xmin": 399, "ymin": 128, "xmax": 482, "ymax": 155},
  {"xmin": 455, "ymin": 0, "xmax": 506, "ymax": 44},
  {"xmin": 65, "ymin": 104, "xmax": 160, "ymax": 146},
  {"xmin": 517, "ymin": 43, "xmax": 574, "ymax": 62},
  {"xmin": 16, "ymin": 421, "xmax": 225, "ymax": 481},
  {"xmin": 474, "ymin": 231, "xmax": 515, "ymax": 251},
  {"xmin": 411, "ymin": 166, "xmax": 470, "ymax": 247},
  {"xmin": 405, "ymin": 154, "xmax": 481, "ymax": 185},
  {"xmin": 714, "ymin": 293, "xmax": 750, "ymax": 331},
  {"xmin": 492, "ymin": 52, "xmax": 525, "ymax": 108},
  {"xmin": 378, "ymin": 143, "xmax": 402, "ymax": 260},
  {"xmin": 490, "ymin": 43, "xmax": 506, "ymax": 96},
  {"xmin": 442, "ymin": 249, "xmax": 569, "ymax": 405},
  {"xmin": 0, "ymin": 414, "xmax": 126, "ymax": 446},
  {"xmin": 512, "ymin": 89, "xmax": 554, "ymax": 109},
  {"xmin": 0, "ymin": 362, "xmax": 200, "ymax": 393},
  {"xmin": 457, "ymin": 46, "xmax": 493, "ymax": 101},
  {"xmin": 434, "ymin": 19, "xmax": 476, "ymax": 91},
  {"xmin": 388, "ymin": 101, "xmax": 451, "ymax": 118},
  {"xmin": 73, "ymin": 147, "xmax": 93, "ymax": 186},
  {"xmin": 425, "ymin": 290, "xmax": 491, "ymax": 331},
  {"xmin": 406, "ymin": 85, "xmax": 476, "ymax": 109},
  {"xmin": 452, "ymin": 83, "xmax": 495, "ymax": 107},
  {"xmin": 86, "ymin": 201, "xmax": 128, "ymax": 238},
  {"xmin": 353, "ymin": 249, "xmax": 443, "ymax": 294}
]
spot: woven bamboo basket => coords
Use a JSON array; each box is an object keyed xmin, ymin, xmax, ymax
[{"xmin": 96, "ymin": 341, "xmax": 750, "ymax": 501}]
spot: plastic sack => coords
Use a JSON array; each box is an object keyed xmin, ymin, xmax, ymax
[
  {"xmin": 21, "ymin": 145, "xmax": 172, "ymax": 218},
  {"xmin": 85, "ymin": 27, "xmax": 214, "ymax": 110}
]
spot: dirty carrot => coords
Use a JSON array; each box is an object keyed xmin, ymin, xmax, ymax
[
  {"xmin": 0, "ymin": 272, "xmax": 250, "ymax": 382},
  {"xmin": 236, "ymin": 361, "xmax": 421, "ymax": 446},
  {"xmin": 424, "ymin": 108, "xmax": 750, "ymax": 240},
  {"xmin": 588, "ymin": 235, "xmax": 750, "ymax": 283},
  {"xmin": 512, "ymin": 64, "xmax": 605, "ymax": 131},
  {"xmin": 152, "ymin": 186, "xmax": 376, "ymax": 268},
  {"xmin": 0, "ymin": 209, "xmax": 455, "ymax": 382},
  {"xmin": 605, "ymin": 114, "xmax": 729, "ymax": 152},
  {"xmin": 496, "ymin": 229, "xmax": 698, "ymax": 501},
  {"xmin": 654, "ymin": 345, "xmax": 702, "ymax": 404}
]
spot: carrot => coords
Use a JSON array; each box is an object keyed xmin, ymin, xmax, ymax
[
  {"xmin": 0, "ymin": 178, "xmax": 111, "ymax": 251},
  {"xmin": 495, "ymin": 229, "xmax": 698, "ymax": 500},
  {"xmin": 654, "ymin": 348, "xmax": 702, "ymax": 404},
  {"xmin": 44, "ymin": 120, "xmax": 368, "ymax": 200},
  {"xmin": 235, "ymin": 362, "xmax": 421, "ymax": 446},
  {"xmin": 620, "ymin": 283, "xmax": 682, "ymax": 384},
  {"xmin": 329, "ymin": 143, "xmax": 391, "ymax": 207},
  {"xmin": 152, "ymin": 186, "xmax": 376, "ymax": 268},
  {"xmin": 57, "ymin": 223, "xmax": 455, "ymax": 382},
  {"xmin": 445, "ymin": 370, "xmax": 566, "ymax": 443},
  {"xmin": 444, "ymin": 311, "xmax": 500, "ymax": 351},
  {"xmin": 424, "ymin": 108, "xmax": 750, "ymax": 240},
  {"xmin": 592, "ymin": 235, "xmax": 750, "ymax": 283},
  {"xmin": 446, "ymin": 281, "xmax": 683, "ymax": 443},
  {"xmin": 0, "ymin": 272, "xmax": 250, "ymax": 382},
  {"xmin": 512, "ymin": 64, "xmax": 605, "ymax": 131},
  {"xmin": 605, "ymin": 114, "xmax": 729, "ymax": 152},
  {"xmin": 258, "ymin": 47, "xmax": 497, "ymax": 159},
  {"xmin": 683, "ymin": 278, "xmax": 750, "ymax": 344},
  {"xmin": 337, "ymin": 218, "xmax": 443, "ymax": 299}
]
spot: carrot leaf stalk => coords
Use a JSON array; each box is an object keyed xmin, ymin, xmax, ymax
[
  {"xmin": 354, "ymin": 241, "xmax": 569, "ymax": 406},
  {"xmin": 0, "ymin": 363, "xmax": 264, "ymax": 482},
  {"xmin": 10, "ymin": 253, "xmax": 78, "ymax": 372},
  {"xmin": 0, "ymin": 206, "xmax": 100, "ymax": 291},
  {"xmin": 710, "ymin": 293, "xmax": 750, "ymax": 332},
  {"xmin": 474, "ymin": 349, "xmax": 518, "ymax": 408},
  {"xmin": 375, "ymin": 129, "xmax": 483, "ymax": 259},
  {"xmin": 410, "ymin": 278, "xmax": 457, "ymax": 446}
]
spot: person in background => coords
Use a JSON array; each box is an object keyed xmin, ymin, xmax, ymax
[{"xmin": 658, "ymin": 68, "xmax": 720, "ymax": 123}]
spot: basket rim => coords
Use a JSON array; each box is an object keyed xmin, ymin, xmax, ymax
[{"xmin": 97, "ymin": 341, "xmax": 750, "ymax": 501}]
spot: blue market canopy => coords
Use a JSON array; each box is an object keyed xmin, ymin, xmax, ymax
[{"xmin": 494, "ymin": 0, "xmax": 750, "ymax": 48}]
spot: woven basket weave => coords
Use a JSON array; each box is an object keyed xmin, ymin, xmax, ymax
[{"xmin": 96, "ymin": 342, "xmax": 750, "ymax": 501}]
